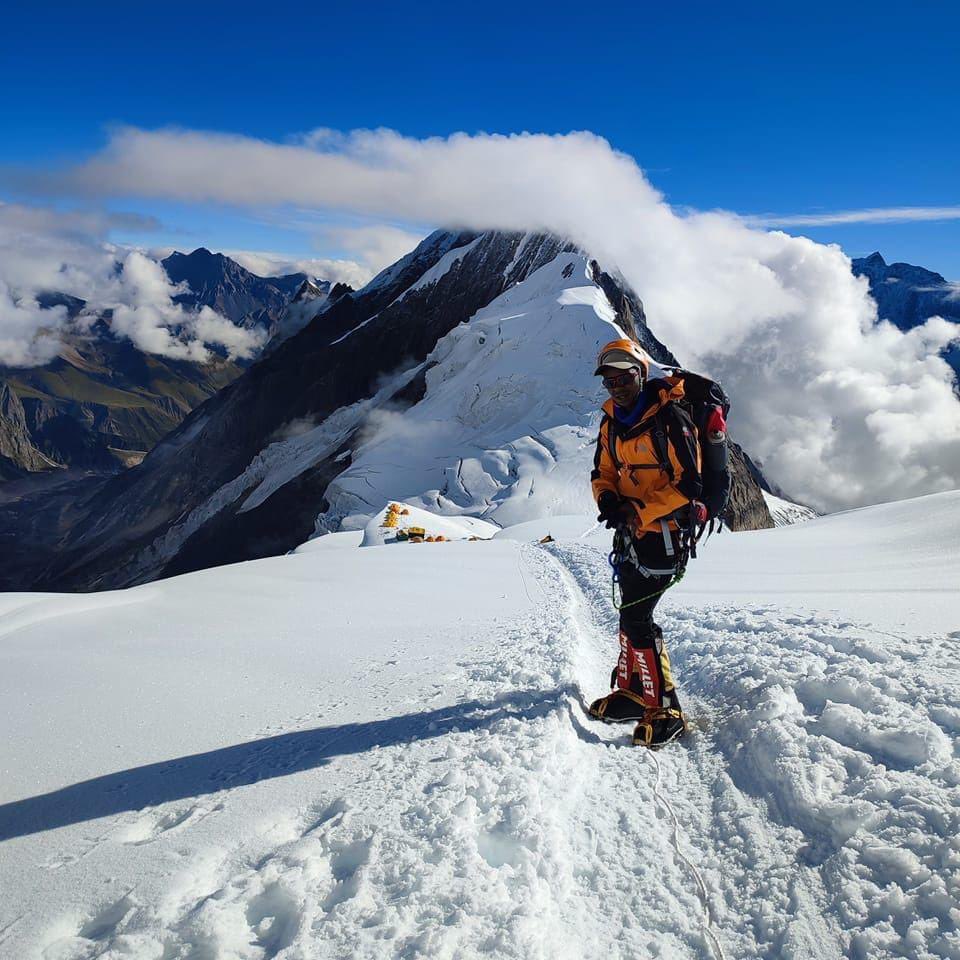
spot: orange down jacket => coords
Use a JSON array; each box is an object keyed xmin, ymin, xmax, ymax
[{"xmin": 591, "ymin": 376, "xmax": 703, "ymax": 534}]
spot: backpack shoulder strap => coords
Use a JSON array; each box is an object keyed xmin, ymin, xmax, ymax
[
  {"xmin": 604, "ymin": 412, "xmax": 623, "ymax": 471},
  {"xmin": 661, "ymin": 402, "xmax": 703, "ymax": 500},
  {"xmin": 649, "ymin": 411, "xmax": 674, "ymax": 482}
]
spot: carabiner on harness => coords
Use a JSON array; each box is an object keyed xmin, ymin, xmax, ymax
[{"xmin": 608, "ymin": 523, "xmax": 689, "ymax": 612}]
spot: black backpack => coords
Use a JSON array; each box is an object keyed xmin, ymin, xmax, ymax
[{"xmin": 649, "ymin": 369, "xmax": 731, "ymax": 524}]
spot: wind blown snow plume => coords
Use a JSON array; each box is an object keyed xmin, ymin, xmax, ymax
[
  {"xmin": 0, "ymin": 203, "xmax": 264, "ymax": 366},
  {"xmin": 321, "ymin": 224, "xmax": 427, "ymax": 276},
  {"xmin": 23, "ymin": 128, "xmax": 960, "ymax": 510}
]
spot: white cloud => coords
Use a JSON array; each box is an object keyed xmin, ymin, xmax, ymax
[
  {"xmin": 110, "ymin": 252, "xmax": 265, "ymax": 361},
  {"xmin": 320, "ymin": 224, "xmax": 427, "ymax": 275},
  {"xmin": 219, "ymin": 248, "xmax": 372, "ymax": 288},
  {"xmin": 16, "ymin": 128, "xmax": 960, "ymax": 511},
  {"xmin": 0, "ymin": 203, "xmax": 264, "ymax": 366},
  {"xmin": 0, "ymin": 281, "xmax": 66, "ymax": 367},
  {"xmin": 745, "ymin": 206, "xmax": 960, "ymax": 227}
]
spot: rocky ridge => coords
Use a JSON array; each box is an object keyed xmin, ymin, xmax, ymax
[{"xmin": 161, "ymin": 247, "xmax": 309, "ymax": 332}]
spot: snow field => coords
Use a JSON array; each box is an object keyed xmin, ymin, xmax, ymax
[
  {"xmin": 2, "ymin": 495, "xmax": 959, "ymax": 959},
  {"xmin": 761, "ymin": 491, "xmax": 819, "ymax": 526},
  {"xmin": 7, "ymin": 545, "xmax": 713, "ymax": 959}
]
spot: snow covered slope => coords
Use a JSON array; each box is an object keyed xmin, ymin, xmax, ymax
[
  {"xmin": 1, "ymin": 491, "xmax": 958, "ymax": 958},
  {"xmin": 359, "ymin": 501, "xmax": 499, "ymax": 546},
  {"xmin": 762, "ymin": 490, "xmax": 819, "ymax": 525},
  {"xmin": 673, "ymin": 489, "xmax": 960, "ymax": 634}
]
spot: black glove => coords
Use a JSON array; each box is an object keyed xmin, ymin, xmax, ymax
[{"xmin": 597, "ymin": 491, "xmax": 631, "ymax": 529}]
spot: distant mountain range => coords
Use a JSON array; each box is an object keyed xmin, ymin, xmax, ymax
[
  {"xmin": 0, "ymin": 334, "xmax": 240, "ymax": 478},
  {"xmin": 0, "ymin": 251, "xmax": 336, "ymax": 480},
  {"xmin": 5, "ymin": 240, "xmax": 955, "ymax": 592},
  {"xmin": 7, "ymin": 230, "xmax": 775, "ymax": 593},
  {"xmin": 161, "ymin": 247, "xmax": 316, "ymax": 333},
  {"xmin": 852, "ymin": 252, "xmax": 960, "ymax": 378}
]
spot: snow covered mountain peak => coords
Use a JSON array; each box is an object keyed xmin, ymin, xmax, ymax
[
  {"xmin": 292, "ymin": 277, "xmax": 331, "ymax": 303},
  {"xmin": 323, "ymin": 251, "xmax": 628, "ymax": 531}
]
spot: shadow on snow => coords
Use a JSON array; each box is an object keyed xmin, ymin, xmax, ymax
[{"xmin": 0, "ymin": 687, "xmax": 574, "ymax": 842}]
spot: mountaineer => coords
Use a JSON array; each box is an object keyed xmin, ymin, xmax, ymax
[{"xmin": 588, "ymin": 339, "xmax": 730, "ymax": 747}]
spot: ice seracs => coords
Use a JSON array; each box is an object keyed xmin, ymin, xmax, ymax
[{"xmin": 321, "ymin": 252, "xmax": 642, "ymax": 531}]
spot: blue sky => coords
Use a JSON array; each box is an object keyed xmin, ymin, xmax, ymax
[{"xmin": 3, "ymin": 0, "xmax": 959, "ymax": 277}]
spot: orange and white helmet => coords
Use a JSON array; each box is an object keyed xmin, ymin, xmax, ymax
[{"xmin": 593, "ymin": 339, "xmax": 652, "ymax": 377}]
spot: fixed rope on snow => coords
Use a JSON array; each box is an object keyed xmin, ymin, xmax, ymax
[{"xmin": 646, "ymin": 748, "xmax": 728, "ymax": 960}]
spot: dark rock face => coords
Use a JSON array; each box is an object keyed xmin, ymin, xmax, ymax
[
  {"xmin": 853, "ymin": 252, "xmax": 960, "ymax": 379},
  {"xmin": 1, "ymin": 338, "xmax": 241, "ymax": 476},
  {"xmin": 853, "ymin": 252, "xmax": 959, "ymax": 329},
  {"xmin": 0, "ymin": 469, "xmax": 107, "ymax": 591},
  {"xmin": 590, "ymin": 260, "xmax": 667, "ymax": 360},
  {"xmin": 161, "ymin": 248, "xmax": 309, "ymax": 332},
  {"xmin": 724, "ymin": 441, "xmax": 774, "ymax": 531},
  {"xmin": 35, "ymin": 292, "xmax": 87, "ymax": 317},
  {"xmin": 290, "ymin": 277, "xmax": 329, "ymax": 303},
  {"xmin": 327, "ymin": 282, "xmax": 354, "ymax": 303},
  {"xmin": 19, "ymin": 230, "xmax": 773, "ymax": 592},
  {"xmin": 265, "ymin": 277, "xmax": 335, "ymax": 348},
  {"xmin": 0, "ymin": 382, "xmax": 53, "ymax": 477},
  {"xmin": 162, "ymin": 436, "xmax": 356, "ymax": 581}
]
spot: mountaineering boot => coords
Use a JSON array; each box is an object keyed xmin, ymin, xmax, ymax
[
  {"xmin": 632, "ymin": 707, "xmax": 686, "ymax": 748},
  {"xmin": 588, "ymin": 627, "xmax": 681, "ymax": 723},
  {"xmin": 588, "ymin": 688, "xmax": 649, "ymax": 723}
]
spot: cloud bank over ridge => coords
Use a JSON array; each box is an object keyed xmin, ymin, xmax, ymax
[{"xmin": 11, "ymin": 127, "xmax": 960, "ymax": 511}]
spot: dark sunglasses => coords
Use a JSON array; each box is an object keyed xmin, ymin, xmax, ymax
[{"xmin": 601, "ymin": 370, "xmax": 639, "ymax": 390}]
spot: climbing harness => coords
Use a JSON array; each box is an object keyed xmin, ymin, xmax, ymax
[
  {"xmin": 607, "ymin": 505, "xmax": 708, "ymax": 612},
  {"xmin": 608, "ymin": 526, "xmax": 686, "ymax": 611}
]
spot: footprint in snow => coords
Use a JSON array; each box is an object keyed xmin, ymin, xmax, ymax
[
  {"xmin": 321, "ymin": 837, "xmax": 373, "ymax": 911},
  {"xmin": 303, "ymin": 796, "xmax": 350, "ymax": 834},
  {"xmin": 246, "ymin": 882, "xmax": 302, "ymax": 959},
  {"xmin": 114, "ymin": 800, "xmax": 224, "ymax": 845},
  {"xmin": 43, "ymin": 893, "xmax": 136, "ymax": 954},
  {"xmin": 77, "ymin": 894, "xmax": 136, "ymax": 941}
]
